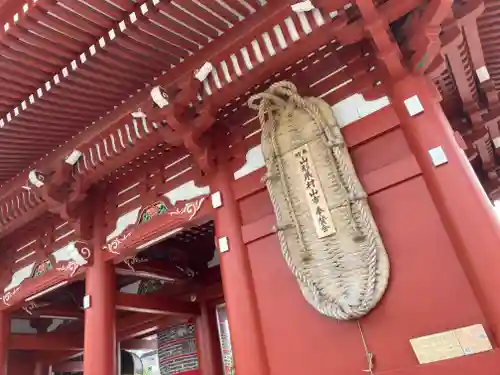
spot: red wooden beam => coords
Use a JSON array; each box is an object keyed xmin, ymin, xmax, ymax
[
  {"xmin": 10, "ymin": 333, "xmax": 81, "ymax": 351},
  {"xmin": 36, "ymin": 350, "xmax": 82, "ymax": 366},
  {"xmin": 115, "ymin": 292, "xmax": 200, "ymax": 316},
  {"xmin": 150, "ymin": 277, "xmax": 224, "ymax": 304},
  {"xmin": 117, "ymin": 315, "xmax": 183, "ymax": 342},
  {"xmin": 11, "ymin": 333, "xmax": 158, "ymax": 351},
  {"xmin": 14, "ymin": 305, "xmax": 83, "ymax": 320},
  {"xmin": 104, "ymin": 196, "xmax": 212, "ymax": 264},
  {"xmin": 116, "ymin": 312, "xmax": 163, "ymax": 335},
  {"xmin": 116, "ymin": 258, "xmax": 192, "ymax": 283},
  {"xmin": 51, "ymin": 338, "xmax": 158, "ymax": 373},
  {"xmin": 36, "ymin": 315, "xmax": 177, "ymax": 364},
  {"xmin": 0, "ymin": 262, "xmax": 86, "ymax": 312},
  {"xmin": 52, "ymin": 361, "xmax": 83, "ymax": 373},
  {"xmin": 123, "ymin": 338, "xmax": 158, "ymax": 350}
]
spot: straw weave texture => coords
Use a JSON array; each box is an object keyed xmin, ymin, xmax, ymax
[{"xmin": 248, "ymin": 81, "xmax": 390, "ymax": 320}]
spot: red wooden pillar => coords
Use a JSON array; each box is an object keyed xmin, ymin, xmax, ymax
[
  {"xmin": 211, "ymin": 166, "xmax": 269, "ymax": 375},
  {"xmin": 33, "ymin": 362, "xmax": 49, "ymax": 375},
  {"xmin": 84, "ymin": 254, "xmax": 116, "ymax": 375},
  {"xmin": 83, "ymin": 193, "xmax": 117, "ymax": 375},
  {"xmin": 195, "ymin": 303, "xmax": 222, "ymax": 375},
  {"xmin": 389, "ymin": 74, "xmax": 500, "ymax": 341},
  {"xmin": 0, "ymin": 311, "xmax": 8, "ymax": 375}
]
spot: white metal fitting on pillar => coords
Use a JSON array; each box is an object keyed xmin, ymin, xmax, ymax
[
  {"xmin": 211, "ymin": 191, "xmax": 222, "ymax": 208},
  {"xmin": 218, "ymin": 236, "xmax": 230, "ymax": 253},
  {"xmin": 404, "ymin": 95, "xmax": 424, "ymax": 116},
  {"xmin": 492, "ymin": 136, "xmax": 500, "ymax": 149},
  {"xmin": 476, "ymin": 66, "xmax": 490, "ymax": 83},
  {"xmin": 83, "ymin": 295, "xmax": 91, "ymax": 309},
  {"xmin": 428, "ymin": 146, "xmax": 448, "ymax": 167},
  {"xmin": 291, "ymin": 0, "xmax": 316, "ymax": 12}
]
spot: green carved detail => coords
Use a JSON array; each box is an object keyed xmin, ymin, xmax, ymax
[{"xmin": 140, "ymin": 201, "xmax": 168, "ymax": 224}]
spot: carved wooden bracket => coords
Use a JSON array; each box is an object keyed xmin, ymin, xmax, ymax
[
  {"xmin": 28, "ymin": 159, "xmax": 92, "ymax": 239},
  {"xmin": 398, "ymin": 0, "xmax": 452, "ymax": 73},
  {"xmin": 354, "ymin": 0, "xmax": 405, "ymax": 78},
  {"xmin": 142, "ymin": 78, "xmax": 218, "ymax": 174}
]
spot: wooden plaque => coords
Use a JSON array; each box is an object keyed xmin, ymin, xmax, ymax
[{"xmin": 410, "ymin": 324, "xmax": 492, "ymax": 365}]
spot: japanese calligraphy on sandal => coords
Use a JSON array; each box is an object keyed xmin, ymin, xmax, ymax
[{"xmin": 291, "ymin": 144, "xmax": 335, "ymax": 238}]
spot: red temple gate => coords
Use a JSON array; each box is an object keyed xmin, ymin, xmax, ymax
[{"xmin": 0, "ymin": 0, "xmax": 498, "ymax": 375}]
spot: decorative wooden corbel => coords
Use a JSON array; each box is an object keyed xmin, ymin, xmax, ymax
[
  {"xmin": 28, "ymin": 151, "xmax": 92, "ymax": 237},
  {"xmin": 353, "ymin": 1, "xmax": 405, "ymax": 78},
  {"xmin": 398, "ymin": 0, "xmax": 452, "ymax": 72},
  {"xmin": 138, "ymin": 63, "xmax": 219, "ymax": 174}
]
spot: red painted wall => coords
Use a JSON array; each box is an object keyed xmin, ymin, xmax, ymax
[{"xmin": 233, "ymin": 106, "xmax": 500, "ymax": 375}]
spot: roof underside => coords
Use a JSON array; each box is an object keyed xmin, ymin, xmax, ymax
[
  {"xmin": 2, "ymin": 0, "xmax": 500, "ymax": 235},
  {"xmin": 0, "ymin": 0, "xmax": 265, "ymax": 184}
]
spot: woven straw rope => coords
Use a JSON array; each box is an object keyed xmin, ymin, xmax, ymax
[{"xmin": 248, "ymin": 81, "xmax": 390, "ymax": 320}]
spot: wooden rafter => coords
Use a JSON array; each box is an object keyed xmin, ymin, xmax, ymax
[{"xmin": 0, "ymin": 0, "xmax": 358, "ymax": 240}]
